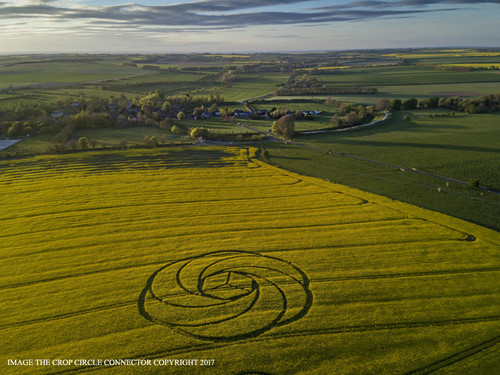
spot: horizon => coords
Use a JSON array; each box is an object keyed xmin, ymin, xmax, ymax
[
  {"xmin": 1, "ymin": 1, "xmax": 499, "ymax": 54},
  {"xmin": 1, "ymin": 46, "xmax": 500, "ymax": 57}
]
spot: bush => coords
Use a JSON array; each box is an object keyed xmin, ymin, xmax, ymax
[{"xmin": 468, "ymin": 179, "xmax": 480, "ymax": 189}]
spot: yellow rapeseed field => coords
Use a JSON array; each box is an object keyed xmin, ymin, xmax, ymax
[{"xmin": 0, "ymin": 147, "xmax": 499, "ymax": 374}]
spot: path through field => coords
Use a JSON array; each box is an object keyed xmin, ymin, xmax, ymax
[{"xmin": 0, "ymin": 139, "xmax": 20, "ymax": 151}]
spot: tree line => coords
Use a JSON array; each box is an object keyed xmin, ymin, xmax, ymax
[{"xmin": 375, "ymin": 93, "xmax": 500, "ymax": 114}]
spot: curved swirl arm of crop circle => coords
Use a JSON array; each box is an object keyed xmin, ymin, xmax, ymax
[{"xmin": 138, "ymin": 250, "xmax": 313, "ymax": 342}]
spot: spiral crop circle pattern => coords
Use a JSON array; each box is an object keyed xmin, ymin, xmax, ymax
[{"xmin": 139, "ymin": 250, "xmax": 312, "ymax": 342}]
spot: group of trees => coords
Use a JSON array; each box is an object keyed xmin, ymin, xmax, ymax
[
  {"xmin": 220, "ymin": 68, "xmax": 239, "ymax": 86},
  {"xmin": 376, "ymin": 93, "xmax": 500, "ymax": 114},
  {"xmin": 431, "ymin": 65, "xmax": 499, "ymax": 72},
  {"xmin": 0, "ymin": 90, "xmax": 227, "ymax": 138},
  {"xmin": 49, "ymin": 133, "xmax": 170, "ymax": 154},
  {"xmin": 375, "ymin": 98, "xmax": 419, "ymax": 111},
  {"xmin": 330, "ymin": 104, "xmax": 375, "ymax": 129},
  {"xmin": 276, "ymin": 86, "xmax": 378, "ymax": 96},
  {"xmin": 273, "ymin": 73, "xmax": 377, "ymax": 96}
]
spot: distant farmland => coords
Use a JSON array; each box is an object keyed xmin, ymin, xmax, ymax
[{"xmin": 1, "ymin": 147, "xmax": 498, "ymax": 374}]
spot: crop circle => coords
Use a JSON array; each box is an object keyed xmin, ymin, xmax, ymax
[{"xmin": 139, "ymin": 250, "xmax": 312, "ymax": 342}]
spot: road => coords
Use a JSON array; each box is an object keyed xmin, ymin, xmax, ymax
[{"xmin": 0, "ymin": 139, "xmax": 21, "ymax": 152}]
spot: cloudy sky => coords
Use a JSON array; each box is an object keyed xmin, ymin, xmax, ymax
[{"xmin": 0, "ymin": 0, "xmax": 499, "ymax": 54}]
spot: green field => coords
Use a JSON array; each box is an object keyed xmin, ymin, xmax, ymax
[
  {"xmin": 207, "ymin": 72, "xmax": 290, "ymax": 102},
  {"xmin": 0, "ymin": 147, "xmax": 499, "ymax": 374},
  {"xmin": 263, "ymin": 111, "xmax": 500, "ymax": 231},
  {"xmin": 0, "ymin": 61, "xmax": 156, "ymax": 90},
  {"xmin": 314, "ymin": 65, "xmax": 500, "ymax": 86}
]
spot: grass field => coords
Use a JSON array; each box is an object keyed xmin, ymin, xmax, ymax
[
  {"xmin": 0, "ymin": 62, "xmax": 155, "ymax": 90},
  {"xmin": 206, "ymin": 73, "xmax": 290, "ymax": 102},
  {"xmin": 270, "ymin": 81, "xmax": 500, "ymax": 105},
  {"xmin": 264, "ymin": 111, "xmax": 500, "ymax": 232},
  {"xmin": 0, "ymin": 147, "xmax": 499, "ymax": 374},
  {"xmin": 313, "ymin": 65, "xmax": 500, "ymax": 87}
]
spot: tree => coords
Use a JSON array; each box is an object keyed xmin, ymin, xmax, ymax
[
  {"xmin": 177, "ymin": 111, "xmax": 185, "ymax": 120},
  {"xmin": 343, "ymin": 112, "xmax": 361, "ymax": 127},
  {"xmin": 358, "ymin": 105, "xmax": 367, "ymax": 119},
  {"xmin": 67, "ymin": 138, "xmax": 77, "ymax": 151},
  {"xmin": 7, "ymin": 122, "xmax": 21, "ymax": 137},
  {"xmin": 338, "ymin": 103, "xmax": 352, "ymax": 115},
  {"xmin": 189, "ymin": 127, "xmax": 210, "ymax": 141},
  {"xmin": 375, "ymin": 98, "xmax": 390, "ymax": 111},
  {"xmin": 391, "ymin": 99, "xmax": 402, "ymax": 111},
  {"xmin": 161, "ymin": 101, "xmax": 171, "ymax": 112},
  {"xmin": 192, "ymin": 106, "xmax": 204, "ymax": 118},
  {"xmin": 119, "ymin": 138, "xmax": 128, "ymax": 149},
  {"xmin": 402, "ymin": 98, "xmax": 418, "ymax": 110},
  {"xmin": 78, "ymin": 137, "xmax": 89, "ymax": 150},
  {"xmin": 159, "ymin": 119, "xmax": 172, "ymax": 130},
  {"xmin": 149, "ymin": 135, "xmax": 159, "ymax": 147},
  {"xmin": 208, "ymin": 103, "xmax": 218, "ymax": 114},
  {"xmin": 329, "ymin": 115, "xmax": 342, "ymax": 129},
  {"xmin": 271, "ymin": 114, "xmax": 295, "ymax": 141},
  {"xmin": 425, "ymin": 96, "xmax": 439, "ymax": 108}
]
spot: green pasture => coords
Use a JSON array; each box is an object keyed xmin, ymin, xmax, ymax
[
  {"xmin": 0, "ymin": 61, "xmax": 155, "ymax": 90},
  {"xmin": 203, "ymin": 72, "xmax": 290, "ymax": 102},
  {"xmin": 251, "ymin": 100, "xmax": 336, "ymax": 113},
  {"xmin": 376, "ymin": 82, "xmax": 500, "ymax": 99},
  {"xmin": 272, "ymin": 80, "xmax": 500, "ymax": 105},
  {"xmin": 264, "ymin": 111, "xmax": 500, "ymax": 231},
  {"xmin": 416, "ymin": 56, "xmax": 500, "ymax": 64},
  {"xmin": 313, "ymin": 65, "xmax": 500, "ymax": 87},
  {"xmin": 104, "ymin": 70, "xmax": 208, "ymax": 85},
  {"xmin": 0, "ymin": 147, "xmax": 498, "ymax": 374}
]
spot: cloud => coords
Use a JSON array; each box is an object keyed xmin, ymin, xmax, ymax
[
  {"xmin": 0, "ymin": 0, "xmax": 498, "ymax": 34},
  {"xmin": 314, "ymin": 0, "xmax": 500, "ymax": 10}
]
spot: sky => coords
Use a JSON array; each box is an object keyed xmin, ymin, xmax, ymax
[{"xmin": 0, "ymin": 0, "xmax": 499, "ymax": 54}]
